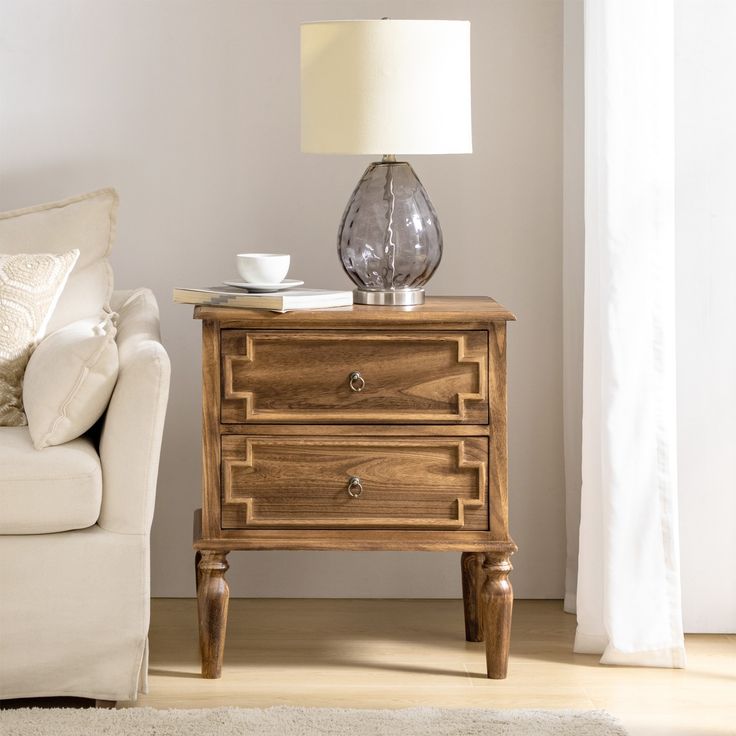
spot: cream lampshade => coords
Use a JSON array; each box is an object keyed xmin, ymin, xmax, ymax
[{"xmin": 301, "ymin": 19, "xmax": 473, "ymax": 305}]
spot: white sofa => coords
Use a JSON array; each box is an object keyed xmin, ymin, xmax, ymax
[{"xmin": 0, "ymin": 288, "xmax": 170, "ymax": 702}]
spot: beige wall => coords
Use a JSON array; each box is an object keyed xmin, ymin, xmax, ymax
[
  {"xmin": 1, "ymin": 0, "xmax": 564, "ymax": 598},
  {"xmin": 562, "ymin": 0, "xmax": 583, "ymax": 613}
]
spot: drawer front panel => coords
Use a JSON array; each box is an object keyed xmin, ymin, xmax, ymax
[
  {"xmin": 220, "ymin": 330, "xmax": 488, "ymax": 424},
  {"xmin": 221, "ymin": 436, "xmax": 489, "ymax": 530}
]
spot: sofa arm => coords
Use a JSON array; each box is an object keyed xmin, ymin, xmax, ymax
[{"xmin": 98, "ymin": 289, "xmax": 171, "ymax": 534}]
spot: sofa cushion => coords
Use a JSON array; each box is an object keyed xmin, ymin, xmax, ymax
[
  {"xmin": 0, "ymin": 189, "xmax": 117, "ymax": 333},
  {"xmin": 0, "ymin": 426, "xmax": 102, "ymax": 534}
]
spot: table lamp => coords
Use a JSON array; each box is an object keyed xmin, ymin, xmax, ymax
[{"xmin": 301, "ymin": 19, "xmax": 472, "ymax": 305}]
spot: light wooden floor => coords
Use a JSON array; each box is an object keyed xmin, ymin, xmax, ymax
[{"xmin": 132, "ymin": 599, "xmax": 736, "ymax": 736}]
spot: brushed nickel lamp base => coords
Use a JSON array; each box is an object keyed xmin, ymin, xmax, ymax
[{"xmin": 353, "ymin": 288, "xmax": 425, "ymax": 306}]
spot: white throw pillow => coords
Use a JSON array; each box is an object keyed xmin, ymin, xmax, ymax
[
  {"xmin": 23, "ymin": 314, "xmax": 119, "ymax": 449},
  {"xmin": 0, "ymin": 188, "xmax": 117, "ymax": 332},
  {"xmin": 0, "ymin": 249, "xmax": 79, "ymax": 427}
]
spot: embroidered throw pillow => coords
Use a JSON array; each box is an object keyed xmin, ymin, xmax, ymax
[
  {"xmin": 23, "ymin": 314, "xmax": 119, "ymax": 449},
  {"xmin": 0, "ymin": 249, "xmax": 79, "ymax": 426},
  {"xmin": 0, "ymin": 189, "xmax": 117, "ymax": 333}
]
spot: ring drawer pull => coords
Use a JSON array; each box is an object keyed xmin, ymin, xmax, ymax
[
  {"xmin": 347, "ymin": 476, "xmax": 363, "ymax": 498},
  {"xmin": 348, "ymin": 371, "xmax": 366, "ymax": 392}
]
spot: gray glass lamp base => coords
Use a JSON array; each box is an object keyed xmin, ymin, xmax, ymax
[
  {"xmin": 353, "ymin": 289, "xmax": 425, "ymax": 306},
  {"xmin": 338, "ymin": 156, "xmax": 442, "ymax": 308}
]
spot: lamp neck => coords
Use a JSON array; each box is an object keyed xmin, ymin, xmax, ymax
[{"xmin": 381, "ymin": 154, "xmax": 397, "ymax": 163}]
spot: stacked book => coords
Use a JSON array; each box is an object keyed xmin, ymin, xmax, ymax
[{"xmin": 173, "ymin": 286, "xmax": 353, "ymax": 313}]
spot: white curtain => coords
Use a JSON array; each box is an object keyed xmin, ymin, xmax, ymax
[{"xmin": 573, "ymin": 0, "xmax": 686, "ymax": 667}]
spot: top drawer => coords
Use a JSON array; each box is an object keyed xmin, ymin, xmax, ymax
[{"xmin": 220, "ymin": 330, "xmax": 488, "ymax": 424}]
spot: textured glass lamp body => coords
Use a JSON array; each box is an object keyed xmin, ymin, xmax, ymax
[{"xmin": 338, "ymin": 161, "xmax": 442, "ymax": 305}]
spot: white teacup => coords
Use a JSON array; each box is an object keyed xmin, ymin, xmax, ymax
[{"xmin": 236, "ymin": 253, "xmax": 290, "ymax": 284}]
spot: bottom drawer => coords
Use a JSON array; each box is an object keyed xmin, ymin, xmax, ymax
[{"xmin": 221, "ymin": 436, "xmax": 489, "ymax": 530}]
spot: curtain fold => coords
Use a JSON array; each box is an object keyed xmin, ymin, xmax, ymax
[{"xmin": 573, "ymin": 0, "xmax": 686, "ymax": 667}]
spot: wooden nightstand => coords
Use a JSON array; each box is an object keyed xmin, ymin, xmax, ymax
[{"xmin": 192, "ymin": 296, "xmax": 516, "ymax": 679}]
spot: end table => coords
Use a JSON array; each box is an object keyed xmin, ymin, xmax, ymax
[{"xmin": 192, "ymin": 296, "xmax": 516, "ymax": 679}]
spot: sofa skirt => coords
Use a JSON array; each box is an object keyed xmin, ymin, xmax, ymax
[{"xmin": 0, "ymin": 525, "xmax": 150, "ymax": 701}]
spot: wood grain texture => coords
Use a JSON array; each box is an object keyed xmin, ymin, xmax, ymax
[
  {"xmin": 197, "ymin": 551, "xmax": 230, "ymax": 679},
  {"xmin": 192, "ymin": 297, "xmax": 515, "ymax": 679},
  {"xmin": 194, "ymin": 550, "xmax": 202, "ymax": 593},
  {"xmin": 488, "ymin": 322, "xmax": 510, "ymax": 540},
  {"xmin": 194, "ymin": 296, "xmax": 516, "ymax": 327},
  {"xmin": 219, "ymin": 424, "xmax": 491, "ymax": 437},
  {"xmin": 194, "ymin": 511, "xmax": 515, "ymax": 552},
  {"xmin": 461, "ymin": 552, "xmax": 485, "ymax": 642},
  {"xmin": 221, "ymin": 436, "xmax": 488, "ymax": 530},
  {"xmin": 481, "ymin": 550, "xmax": 514, "ymax": 679},
  {"xmin": 221, "ymin": 331, "xmax": 488, "ymax": 424},
  {"xmin": 201, "ymin": 321, "xmax": 222, "ymax": 537}
]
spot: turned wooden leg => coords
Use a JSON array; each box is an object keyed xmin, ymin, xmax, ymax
[
  {"xmin": 197, "ymin": 550, "xmax": 230, "ymax": 679},
  {"xmin": 461, "ymin": 552, "xmax": 485, "ymax": 642},
  {"xmin": 195, "ymin": 550, "xmax": 202, "ymax": 593},
  {"xmin": 480, "ymin": 551, "xmax": 514, "ymax": 679}
]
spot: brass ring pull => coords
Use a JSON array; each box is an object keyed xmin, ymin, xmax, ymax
[
  {"xmin": 347, "ymin": 476, "xmax": 363, "ymax": 498},
  {"xmin": 349, "ymin": 371, "xmax": 365, "ymax": 392}
]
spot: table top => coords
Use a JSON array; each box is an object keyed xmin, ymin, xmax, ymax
[{"xmin": 193, "ymin": 296, "xmax": 515, "ymax": 326}]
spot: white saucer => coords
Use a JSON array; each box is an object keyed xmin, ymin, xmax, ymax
[{"xmin": 223, "ymin": 279, "xmax": 305, "ymax": 293}]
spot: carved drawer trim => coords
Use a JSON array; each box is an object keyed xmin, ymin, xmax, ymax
[
  {"xmin": 221, "ymin": 331, "xmax": 488, "ymax": 424},
  {"xmin": 221, "ymin": 436, "xmax": 488, "ymax": 530}
]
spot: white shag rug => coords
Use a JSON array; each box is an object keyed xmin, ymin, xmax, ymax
[{"xmin": 0, "ymin": 706, "xmax": 628, "ymax": 735}]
